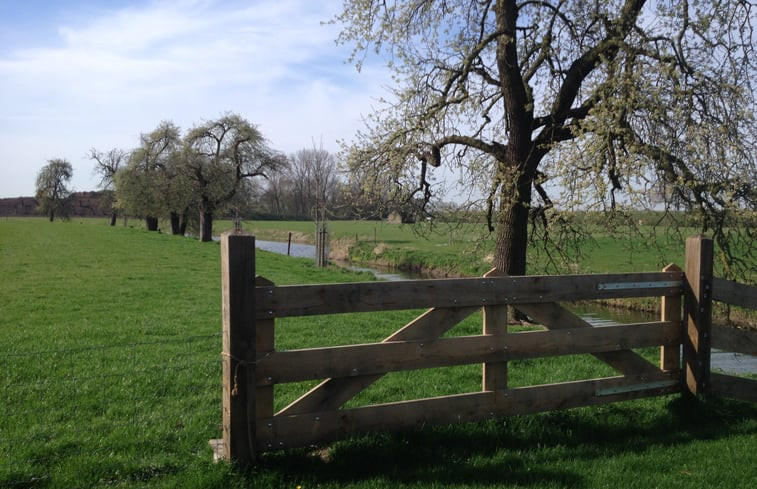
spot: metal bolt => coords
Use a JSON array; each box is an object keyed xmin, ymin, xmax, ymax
[{"xmin": 267, "ymin": 422, "xmax": 273, "ymax": 428}]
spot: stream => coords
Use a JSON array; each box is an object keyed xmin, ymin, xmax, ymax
[{"xmin": 254, "ymin": 239, "xmax": 756, "ymax": 376}]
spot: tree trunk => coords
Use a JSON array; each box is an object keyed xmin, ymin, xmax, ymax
[
  {"xmin": 110, "ymin": 212, "xmax": 117, "ymax": 226},
  {"xmin": 492, "ymin": 167, "xmax": 532, "ymax": 276},
  {"xmin": 48, "ymin": 210, "xmax": 54, "ymax": 222},
  {"xmin": 179, "ymin": 213, "xmax": 188, "ymax": 236},
  {"xmin": 200, "ymin": 210, "xmax": 213, "ymax": 242},
  {"xmin": 170, "ymin": 212, "xmax": 182, "ymax": 235},
  {"xmin": 145, "ymin": 216, "xmax": 159, "ymax": 231}
]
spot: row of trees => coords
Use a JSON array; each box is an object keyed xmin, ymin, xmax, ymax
[
  {"xmin": 34, "ymin": 114, "xmax": 400, "ymax": 230},
  {"xmin": 91, "ymin": 116, "xmax": 399, "ymax": 238},
  {"xmin": 92, "ymin": 113, "xmax": 287, "ymax": 241}
]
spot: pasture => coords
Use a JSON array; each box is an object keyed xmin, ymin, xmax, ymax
[
  {"xmin": 1, "ymin": 218, "xmax": 755, "ymax": 488},
  {"xmin": 217, "ymin": 218, "xmax": 694, "ymax": 276}
]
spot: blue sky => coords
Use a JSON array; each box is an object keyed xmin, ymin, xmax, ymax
[{"xmin": 0, "ymin": 0, "xmax": 392, "ymax": 197}]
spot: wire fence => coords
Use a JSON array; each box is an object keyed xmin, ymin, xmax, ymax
[{"xmin": 1, "ymin": 333, "xmax": 221, "ymax": 487}]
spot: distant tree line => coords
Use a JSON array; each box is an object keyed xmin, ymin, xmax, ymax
[{"xmin": 86, "ymin": 112, "xmax": 403, "ymax": 241}]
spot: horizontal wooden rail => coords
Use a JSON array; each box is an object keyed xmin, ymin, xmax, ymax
[
  {"xmin": 710, "ymin": 373, "xmax": 757, "ymax": 402},
  {"xmin": 256, "ymin": 321, "xmax": 679, "ymax": 385},
  {"xmin": 711, "ymin": 324, "xmax": 757, "ymax": 356},
  {"xmin": 215, "ymin": 233, "xmax": 756, "ymax": 466},
  {"xmin": 712, "ymin": 278, "xmax": 757, "ymax": 309},
  {"xmin": 256, "ymin": 371, "xmax": 680, "ymax": 451},
  {"xmin": 255, "ymin": 271, "xmax": 682, "ymax": 319}
]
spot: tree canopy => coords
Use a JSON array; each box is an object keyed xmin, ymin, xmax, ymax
[
  {"xmin": 35, "ymin": 159, "xmax": 74, "ymax": 222},
  {"xmin": 183, "ymin": 113, "xmax": 286, "ymax": 241},
  {"xmin": 336, "ymin": 0, "xmax": 756, "ymax": 279},
  {"xmin": 115, "ymin": 121, "xmax": 187, "ymax": 232}
]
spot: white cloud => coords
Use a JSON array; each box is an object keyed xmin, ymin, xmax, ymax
[{"xmin": 0, "ymin": 0, "xmax": 392, "ymax": 196}]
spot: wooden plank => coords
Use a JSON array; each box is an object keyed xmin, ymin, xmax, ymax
[
  {"xmin": 276, "ymin": 306, "xmax": 478, "ymax": 416},
  {"xmin": 514, "ymin": 302, "xmax": 660, "ymax": 375},
  {"xmin": 257, "ymin": 322, "xmax": 679, "ymax": 385},
  {"xmin": 683, "ymin": 235, "xmax": 714, "ymax": 396},
  {"xmin": 712, "ymin": 277, "xmax": 757, "ymax": 309},
  {"xmin": 255, "ymin": 276, "xmax": 275, "ymax": 420},
  {"xmin": 257, "ymin": 371, "xmax": 680, "ymax": 451},
  {"xmin": 711, "ymin": 324, "xmax": 757, "ymax": 356},
  {"xmin": 255, "ymin": 272, "xmax": 682, "ymax": 319},
  {"xmin": 220, "ymin": 232, "xmax": 257, "ymax": 466},
  {"xmin": 660, "ymin": 264, "xmax": 683, "ymax": 371},
  {"xmin": 709, "ymin": 373, "xmax": 757, "ymax": 402},
  {"xmin": 482, "ymin": 268, "xmax": 508, "ymax": 392}
]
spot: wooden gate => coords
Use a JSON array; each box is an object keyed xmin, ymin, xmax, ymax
[{"xmin": 212, "ymin": 234, "xmax": 757, "ymax": 466}]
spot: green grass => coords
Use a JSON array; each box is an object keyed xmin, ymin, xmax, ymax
[
  {"xmin": 214, "ymin": 219, "xmax": 696, "ymax": 277},
  {"xmin": 1, "ymin": 218, "xmax": 756, "ymax": 488}
]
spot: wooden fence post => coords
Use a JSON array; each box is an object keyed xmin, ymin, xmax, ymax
[
  {"xmin": 683, "ymin": 235, "xmax": 713, "ymax": 397},
  {"xmin": 660, "ymin": 263, "xmax": 682, "ymax": 372},
  {"xmin": 482, "ymin": 269, "xmax": 508, "ymax": 393},
  {"xmin": 220, "ymin": 232, "xmax": 257, "ymax": 466}
]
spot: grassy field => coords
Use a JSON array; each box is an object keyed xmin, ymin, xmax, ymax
[
  {"xmin": 1, "ymin": 218, "xmax": 756, "ymax": 488},
  {"xmin": 214, "ymin": 219, "xmax": 695, "ymax": 277}
]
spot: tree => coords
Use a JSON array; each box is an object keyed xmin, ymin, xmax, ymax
[
  {"xmin": 89, "ymin": 147, "xmax": 128, "ymax": 226},
  {"xmin": 182, "ymin": 113, "xmax": 286, "ymax": 242},
  {"xmin": 115, "ymin": 121, "xmax": 184, "ymax": 232},
  {"xmin": 288, "ymin": 145, "xmax": 339, "ymax": 220},
  {"xmin": 336, "ymin": 0, "xmax": 756, "ymax": 279},
  {"xmin": 35, "ymin": 159, "xmax": 73, "ymax": 222}
]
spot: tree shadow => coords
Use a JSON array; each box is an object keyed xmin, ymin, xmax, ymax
[{"xmin": 253, "ymin": 396, "xmax": 757, "ymax": 488}]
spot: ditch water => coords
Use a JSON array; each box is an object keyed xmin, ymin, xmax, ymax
[{"xmin": 254, "ymin": 239, "xmax": 756, "ymax": 376}]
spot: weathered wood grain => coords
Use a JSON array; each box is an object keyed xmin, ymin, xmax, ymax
[
  {"xmin": 257, "ymin": 322, "xmax": 679, "ymax": 384},
  {"xmin": 220, "ymin": 233, "xmax": 257, "ymax": 466},
  {"xmin": 683, "ymin": 235, "xmax": 713, "ymax": 396},
  {"xmin": 660, "ymin": 264, "xmax": 683, "ymax": 371},
  {"xmin": 257, "ymin": 371, "xmax": 680, "ymax": 451},
  {"xmin": 514, "ymin": 302, "xmax": 660, "ymax": 375},
  {"xmin": 276, "ymin": 306, "xmax": 478, "ymax": 416},
  {"xmin": 711, "ymin": 324, "xmax": 757, "ymax": 356},
  {"xmin": 712, "ymin": 277, "xmax": 757, "ymax": 309},
  {"xmin": 255, "ymin": 272, "xmax": 683, "ymax": 319},
  {"xmin": 709, "ymin": 373, "xmax": 757, "ymax": 402},
  {"xmin": 482, "ymin": 268, "xmax": 509, "ymax": 392}
]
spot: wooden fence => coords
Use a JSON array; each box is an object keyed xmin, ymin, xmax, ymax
[{"xmin": 211, "ymin": 234, "xmax": 757, "ymax": 466}]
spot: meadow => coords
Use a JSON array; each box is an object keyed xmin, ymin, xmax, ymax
[
  {"xmin": 216, "ymin": 218, "xmax": 694, "ymax": 277},
  {"xmin": 1, "ymin": 218, "xmax": 755, "ymax": 488}
]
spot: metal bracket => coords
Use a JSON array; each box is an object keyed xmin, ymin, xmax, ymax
[{"xmin": 597, "ymin": 281, "xmax": 680, "ymax": 291}]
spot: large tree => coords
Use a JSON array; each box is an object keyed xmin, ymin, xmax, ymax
[
  {"xmin": 89, "ymin": 147, "xmax": 128, "ymax": 226},
  {"xmin": 337, "ymin": 0, "xmax": 756, "ymax": 278},
  {"xmin": 183, "ymin": 113, "xmax": 285, "ymax": 241},
  {"xmin": 35, "ymin": 159, "xmax": 73, "ymax": 222},
  {"xmin": 115, "ymin": 121, "xmax": 185, "ymax": 232}
]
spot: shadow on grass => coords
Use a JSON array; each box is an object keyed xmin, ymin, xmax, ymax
[{"xmin": 252, "ymin": 396, "xmax": 757, "ymax": 488}]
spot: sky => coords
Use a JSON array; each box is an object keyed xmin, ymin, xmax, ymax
[{"xmin": 0, "ymin": 0, "xmax": 393, "ymax": 198}]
